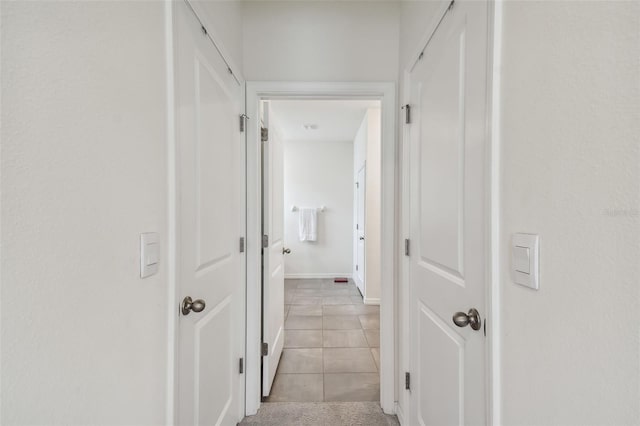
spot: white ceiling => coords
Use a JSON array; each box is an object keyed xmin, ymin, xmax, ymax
[{"xmin": 269, "ymin": 99, "xmax": 380, "ymax": 142}]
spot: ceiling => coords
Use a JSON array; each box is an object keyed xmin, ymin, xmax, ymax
[{"xmin": 269, "ymin": 99, "xmax": 380, "ymax": 142}]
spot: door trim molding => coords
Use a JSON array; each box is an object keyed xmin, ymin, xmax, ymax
[
  {"xmin": 245, "ymin": 81, "xmax": 397, "ymax": 416},
  {"xmin": 165, "ymin": 1, "xmax": 177, "ymax": 423},
  {"xmin": 486, "ymin": 1, "xmax": 503, "ymax": 424},
  {"xmin": 398, "ymin": 1, "xmax": 501, "ymax": 424}
]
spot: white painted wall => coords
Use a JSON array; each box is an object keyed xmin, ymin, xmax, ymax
[
  {"xmin": 499, "ymin": 1, "xmax": 640, "ymax": 423},
  {"xmin": 1, "ymin": 2, "xmax": 169, "ymax": 424},
  {"xmin": 399, "ymin": 0, "xmax": 446, "ymax": 73},
  {"xmin": 242, "ymin": 1, "xmax": 399, "ymax": 81},
  {"xmin": 283, "ymin": 140, "xmax": 354, "ymax": 278},
  {"xmin": 353, "ymin": 109, "xmax": 382, "ymax": 303},
  {"xmin": 399, "ymin": 1, "xmax": 640, "ymax": 423},
  {"xmin": 192, "ymin": 0, "xmax": 243, "ymax": 73}
]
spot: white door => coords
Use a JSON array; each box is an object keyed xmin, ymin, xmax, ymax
[
  {"xmin": 261, "ymin": 101, "xmax": 285, "ymax": 397},
  {"xmin": 355, "ymin": 165, "xmax": 366, "ymax": 295},
  {"xmin": 175, "ymin": 2, "xmax": 245, "ymax": 424},
  {"xmin": 408, "ymin": 1, "xmax": 488, "ymax": 424}
]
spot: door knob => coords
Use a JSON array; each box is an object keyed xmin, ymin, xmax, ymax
[
  {"xmin": 359, "ymin": 236, "xmax": 365, "ymax": 241},
  {"xmin": 282, "ymin": 248, "xmax": 291, "ymax": 255},
  {"xmin": 452, "ymin": 308, "xmax": 481, "ymax": 330},
  {"xmin": 182, "ymin": 296, "xmax": 206, "ymax": 315}
]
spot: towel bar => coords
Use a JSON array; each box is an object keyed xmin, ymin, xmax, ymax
[{"xmin": 291, "ymin": 205, "xmax": 325, "ymax": 212}]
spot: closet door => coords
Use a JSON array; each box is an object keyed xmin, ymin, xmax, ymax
[
  {"xmin": 175, "ymin": 1, "xmax": 245, "ymax": 424},
  {"xmin": 408, "ymin": 1, "xmax": 489, "ymax": 424}
]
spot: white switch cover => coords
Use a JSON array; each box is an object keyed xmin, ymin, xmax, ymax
[
  {"xmin": 511, "ymin": 233, "xmax": 539, "ymax": 290},
  {"xmin": 140, "ymin": 232, "xmax": 159, "ymax": 278}
]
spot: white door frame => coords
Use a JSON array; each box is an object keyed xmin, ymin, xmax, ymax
[
  {"xmin": 245, "ymin": 81, "xmax": 397, "ymax": 416},
  {"xmin": 398, "ymin": 1, "xmax": 502, "ymax": 424}
]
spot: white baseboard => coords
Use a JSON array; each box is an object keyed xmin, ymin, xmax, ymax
[
  {"xmin": 284, "ymin": 273, "xmax": 353, "ymax": 279},
  {"xmin": 364, "ymin": 297, "xmax": 380, "ymax": 305},
  {"xmin": 395, "ymin": 402, "xmax": 406, "ymax": 425}
]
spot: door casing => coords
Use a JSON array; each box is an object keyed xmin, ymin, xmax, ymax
[
  {"xmin": 245, "ymin": 82, "xmax": 396, "ymax": 416},
  {"xmin": 397, "ymin": 1, "xmax": 501, "ymax": 424}
]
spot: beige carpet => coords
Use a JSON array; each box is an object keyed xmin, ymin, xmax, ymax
[{"xmin": 240, "ymin": 402, "xmax": 400, "ymax": 426}]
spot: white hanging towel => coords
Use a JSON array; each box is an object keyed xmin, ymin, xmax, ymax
[{"xmin": 298, "ymin": 208, "xmax": 317, "ymax": 242}]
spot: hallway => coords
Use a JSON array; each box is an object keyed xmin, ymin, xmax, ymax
[
  {"xmin": 243, "ymin": 278, "xmax": 395, "ymax": 424},
  {"xmin": 266, "ymin": 279, "xmax": 380, "ymax": 402},
  {"xmin": 3, "ymin": 1, "xmax": 639, "ymax": 424}
]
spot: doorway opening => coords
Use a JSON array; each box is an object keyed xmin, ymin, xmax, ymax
[
  {"xmin": 244, "ymin": 82, "xmax": 396, "ymax": 417},
  {"xmin": 261, "ymin": 99, "xmax": 382, "ymax": 404}
]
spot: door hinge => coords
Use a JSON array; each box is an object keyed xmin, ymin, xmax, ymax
[
  {"xmin": 402, "ymin": 104, "xmax": 411, "ymax": 124},
  {"xmin": 261, "ymin": 127, "xmax": 269, "ymax": 142},
  {"xmin": 404, "ymin": 238, "xmax": 410, "ymax": 256},
  {"xmin": 405, "ymin": 372, "xmax": 411, "ymax": 390},
  {"xmin": 356, "ymin": 182, "xmax": 359, "ymax": 188},
  {"xmin": 355, "ymin": 264, "xmax": 359, "ymax": 271},
  {"xmin": 261, "ymin": 342, "xmax": 269, "ymax": 356},
  {"xmin": 356, "ymin": 224, "xmax": 359, "ymax": 230},
  {"xmin": 262, "ymin": 234, "xmax": 269, "ymax": 248},
  {"xmin": 239, "ymin": 357, "xmax": 244, "ymax": 374},
  {"xmin": 239, "ymin": 237, "xmax": 245, "ymax": 253},
  {"xmin": 239, "ymin": 114, "xmax": 249, "ymax": 132}
]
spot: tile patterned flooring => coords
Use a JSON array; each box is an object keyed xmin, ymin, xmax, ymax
[{"xmin": 266, "ymin": 278, "xmax": 380, "ymax": 403}]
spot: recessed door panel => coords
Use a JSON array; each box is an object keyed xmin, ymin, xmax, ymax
[
  {"xmin": 195, "ymin": 297, "xmax": 232, "ymax": 425},
  {"xmin": 417, "ymin": 303, "xmax": 464, "ymax": 426},
  {"xmin": 419, "ymin": 25, "xmax": 466, "ymax": 279},
  {"xmin": 195, "ymin": 58, "xmax": 235, "ymax": 271}
]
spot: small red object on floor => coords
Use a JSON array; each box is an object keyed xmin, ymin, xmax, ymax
[{"xmin": 334, "ymin": 277, "xmax": 349, "ymax": 283}]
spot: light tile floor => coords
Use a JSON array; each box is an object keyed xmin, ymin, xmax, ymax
[{"xmin": 266, "ymin": 279, "xmax": 380, "ymax": 403}]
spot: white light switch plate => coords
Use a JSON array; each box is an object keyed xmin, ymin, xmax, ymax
[
  {"xmin": 511, "ymin": 233, "xmax": 539, "ymax": 290},
  {"xmin": 140, "ymin": 232, "xmax": 159, "ymax": 278}
]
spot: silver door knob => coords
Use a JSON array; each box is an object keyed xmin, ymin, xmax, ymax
[
  {"xmin": 359, "ymin": 236, "xmax": 365, "ymax": 241},
  {"xmin": 452, "ymin": 308, "xmax": 481, "ymax": 330},
  {"xmin": 283, "ymin": 248, "xmax": 291, "ymax": 255},
  {"xmin": 182, "ymin": 296, "xmax": 206, "ymax": 315}
]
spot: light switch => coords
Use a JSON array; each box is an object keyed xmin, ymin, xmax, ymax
[
  {"xmin": 140, "ymin": 232, "xmax": 159, "ymax": 278},
  {"xmin": 513, "ymin": 246, "xmax": 530, "ymax": 274},
  {"xmin": 511, "ymin": 233, "xmax": 539, "ymax": 290}
]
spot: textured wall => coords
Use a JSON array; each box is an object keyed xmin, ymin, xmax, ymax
[
  {"xmin": 193, "ymin": 0, "xmax": 244, "ymax": 74},
  {"xmin": 499, "ymin": 1, "xmax": 640, "ymax": 423},
  {"xmin": 1, "ymin": 2, "xmax": 169, "ymax": 424},
  {"xmin": 283, "ymin": 140, "xmax": 354, "ymax": 277},
  {"xmin": 242, "ymin": 1, "xmax": 399, "ymax": 82}
]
